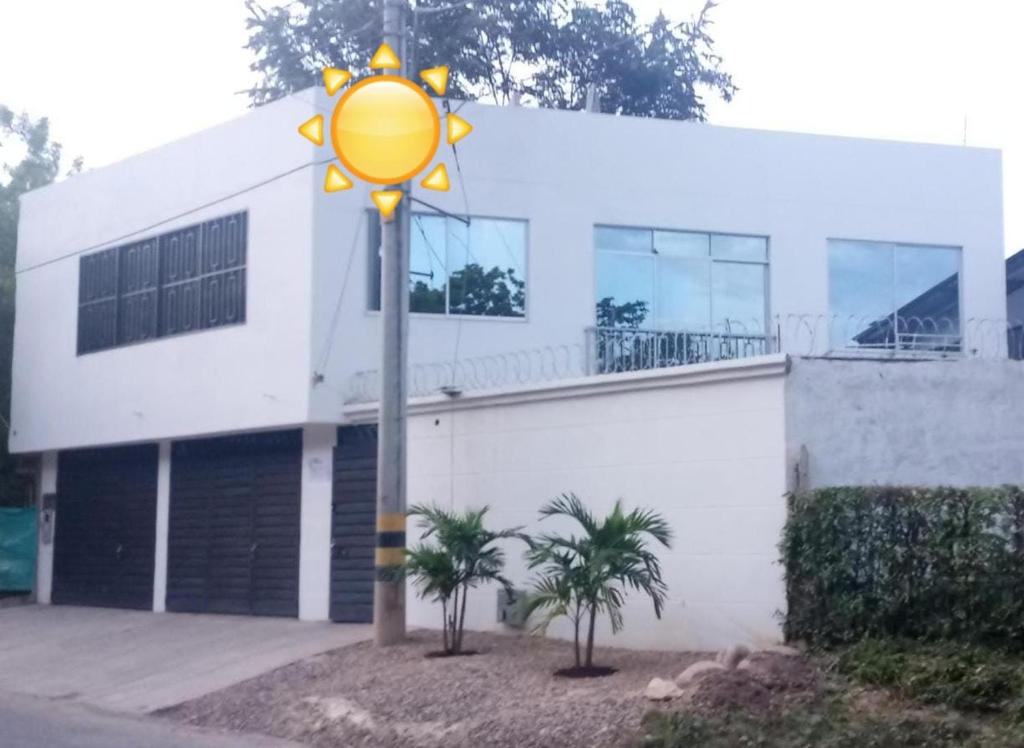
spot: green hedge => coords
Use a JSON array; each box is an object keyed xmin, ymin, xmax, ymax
[{"xmin": 782, "ymin": 486, "xmax": 1024, "ymax": 647}]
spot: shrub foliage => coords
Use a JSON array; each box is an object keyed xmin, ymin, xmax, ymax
[
  {"xmin": 836, "ymin": 639, "xmax": 1024, "ymax": 715},
  {"xmin": 638, "ymin": 703, "xmax": 990, "ymax": 748},
  {"xmin": 782, "ymin": 486, "xmax": 1024, "ymax": 647}
]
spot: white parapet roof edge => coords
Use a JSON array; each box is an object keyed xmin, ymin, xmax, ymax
[{"xmin": 342, "ymin": 352, "xmax": 791, "ymax": 423}]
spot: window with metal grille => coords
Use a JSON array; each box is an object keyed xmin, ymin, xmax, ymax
[{"xmin": 77, "ymin": 211, "xmax": 247, "ymax": 354}]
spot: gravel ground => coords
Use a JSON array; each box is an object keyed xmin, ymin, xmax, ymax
[{"xmin": 160, "ymin": 629, "xmax": 706, "ymax": 748}]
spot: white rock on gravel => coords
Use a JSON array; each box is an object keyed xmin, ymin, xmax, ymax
[
  {"xmin": 674, "ymin": 660, "xmax": 726, "ymax": 687},
  {"xmin": 715, "ymin": 644, "xmax": 751, "ymax": 670},
  {"xmin": 644, "ymin": 677, "xmax": 683, "ymax": 701}
]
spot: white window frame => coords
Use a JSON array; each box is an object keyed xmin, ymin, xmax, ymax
[{"xmin": 593, "ymin": 224, "xmax": 771, "ymax": 336}]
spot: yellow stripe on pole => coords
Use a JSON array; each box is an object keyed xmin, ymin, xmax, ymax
[
  {"xmin": 375, "ymin": 547, "xmax": 406, "ymax": 567},
  {"xmin": 377, "ymin": 513, "xmax": 407, "ymax": 532}
]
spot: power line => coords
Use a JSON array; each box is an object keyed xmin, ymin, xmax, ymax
[
  {"xmin": 445, "ymin": 99, "xmax": 472, "ymax": 220},
  {"xmin": 445, "ymin": 98, "xmax": 472, "ymax": 364},
  {"xmin": 314, "ymin": 210, "xmax": 368, "ymax": 377},
  {"xmin": 412, "ymin": 214, "xmax": 447, "ymax": 277},
  {"xmin": 16, "ymin": 154, "xmax": 337, "ymax": 276}
]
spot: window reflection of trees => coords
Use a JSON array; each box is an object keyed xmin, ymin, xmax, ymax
[{"xmin": 382, "ymin": 213, "xmax": 527, "ymax": 318}]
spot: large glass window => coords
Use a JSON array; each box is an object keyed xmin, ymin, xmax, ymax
[
  {"xmin": 595, "ymin": 226, "xmax": 768, "ymax": 335},
  {"xmin": 828, "ymin": 239, "xmax": 961, "ymax": 351},
  {"xmin": 370, "ymin": 213, "xmax": 526, "ymax": 318}
]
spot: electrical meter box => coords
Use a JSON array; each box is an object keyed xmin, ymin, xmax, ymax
[{"xmin": 497, "ymin": 588, "xmax": 530, "ymax": 628}]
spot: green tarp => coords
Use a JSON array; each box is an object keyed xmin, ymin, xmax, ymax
[{"xmin": 0, "ymin": 508, "xmax": 36, "ymax": 592}]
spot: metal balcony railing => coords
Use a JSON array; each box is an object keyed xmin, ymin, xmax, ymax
[{"xmin": 585, "ymin": 326, "xmax": 775, "ymax": 375}]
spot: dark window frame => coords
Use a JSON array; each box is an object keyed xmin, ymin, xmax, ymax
[{"xmin": 77, "ymin": 211, "xmax": 248, "ymax": 355}]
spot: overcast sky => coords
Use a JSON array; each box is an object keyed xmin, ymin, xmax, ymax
[{"xmin": 1, "ymin": 0, "xmax": 1021, "ymax": 253}]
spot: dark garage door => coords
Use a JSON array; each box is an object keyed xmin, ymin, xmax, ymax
[
  {"xmin": 167, "ymin": 430, "xmax": 301, "ymax": 617},
  {"xmin": 330, "ymin": 425, "xmax": 377, "ymax": 623},
  {"xmin": 53, "ymin": 444, "xmax": 158, "ymax": 609}
]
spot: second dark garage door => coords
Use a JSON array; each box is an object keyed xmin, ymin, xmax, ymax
[{"xmin": 167, "ymin": 430, "xmax": 301, "ymax": 616}]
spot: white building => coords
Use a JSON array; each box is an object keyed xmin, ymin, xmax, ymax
[{"xmin": 10, "ymin": 89, "xmax": 1016, "ymax": 649}]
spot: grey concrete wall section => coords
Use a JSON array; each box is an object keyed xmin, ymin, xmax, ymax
[{"xmin": 785, "ymin": 356, "xmax": 1024, "ymax": 488}]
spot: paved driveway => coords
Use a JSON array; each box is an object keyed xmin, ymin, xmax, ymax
[
  {"xmin": 1, "ymin": 690, "xmax": 300, "ymax": 748},
  {"xmin": 0, "ymin": 605, "xmax": 371, "ymax": 713}
]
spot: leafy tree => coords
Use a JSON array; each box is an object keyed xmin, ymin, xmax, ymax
[
  {"xmin": 410, "ymin": 278, "xmax": 445, "ymax": 313},
  {"xmin": 244, "ymin": 0, "xmax": 735, "ymax": 121},
  {"xmin": 405, "ymin": 503, "xmax": 525, "ymax": 655},
  {"xmin": 531, "ymin": 2, "xmax": 734, "ymax": 119},
  {"xmin": 527, "ymin": 493, "xmax": 672, "ymax": 671},
  {"xmin": 594, "ymin": 297, "xmax": 651, "ymax": 373},
  {"xmin": 409, "ymin": 262, "xmax": 525, "ymax": 316},
  {"xmin": 450, "ymin": 263, "xmax": 525, "ymax": 317},
  {"xmin": 0, "ymin": 107, "xmax": 80, "ymax": 503},
  {"xmin": 596, "ymin": 296, "xmax": 648, "ymax": 328}
]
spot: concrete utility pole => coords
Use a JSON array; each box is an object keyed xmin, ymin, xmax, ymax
[{"xmin": 374, "ymin": 0, "xmax": 410, "ymax": 646}]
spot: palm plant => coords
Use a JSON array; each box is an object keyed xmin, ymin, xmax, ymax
[
  {"xmin": 526, "ymin": 493, "xmax": 672, "ymax": 671},
  {"xmin": 405, "ymin": 504, "xmax": 524, "ymax": 655}
]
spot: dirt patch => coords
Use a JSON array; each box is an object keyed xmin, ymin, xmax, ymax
[
  {"xmin": 682, "ymin": 654, "xmax": 822, "ymax": 713},
  {"xmin": 159, "ymin": 630, "xmax": 704, "ymax": 748},
  {"xmin": 740, "ymin": 652, "xmax": 821, "ymax": 693},
  {"xmin": 687, "ymin": 669, "xmax": 775, "ymax": 712}
]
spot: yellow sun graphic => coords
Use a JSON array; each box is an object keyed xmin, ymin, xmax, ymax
[{"xmin": 297, "ymin": 43, "xmax": 473, "ymax": 219}]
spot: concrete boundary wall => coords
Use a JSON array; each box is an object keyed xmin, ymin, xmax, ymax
[
  {"xmin": 786, "ymin": 357, "xmax": 1024, "ymax": 489},
  {"xmin": 361, "ymin": 355, "xmax": 792, "ymax": 652}
]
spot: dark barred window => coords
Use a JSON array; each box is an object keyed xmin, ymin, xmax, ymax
[{"xmin": 77, "ymin": 211, "xmax": 247, "ymax": 354}]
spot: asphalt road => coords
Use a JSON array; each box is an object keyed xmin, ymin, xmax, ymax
[{"xmin": 0, "ymin": 690, "xmax": 299, "ymax": 748}]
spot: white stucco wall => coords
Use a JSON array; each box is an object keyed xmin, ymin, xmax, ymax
[
  {"xmin": 312, "ymin": 95, "xmax": 1006, "ymax": 420},
  {"xmin": 388, "ymin": 355, "xmax": 790, "ymax": 652},
  {"xmin": 152, "ymin": 441, "xmax": 171, "ymax": 612},
  {"xmin": 786, "ymin": 356, "xmax": 1024, "ymax": 488},
  {"xmin": 298, "ymin": 424, "xmax": 336, "ymax": 621},
  {"xmin": 11, "ymin": 89, "xmax": 1005, "ymax": 452},
  {"xmin": 10, "ymin": 94, "xmax": 320, "ymax": 453}
]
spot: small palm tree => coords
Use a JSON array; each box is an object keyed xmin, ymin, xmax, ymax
[
  {"xmin": 526, "ymin": 493, "xmax": 672, "ymax": 671},
  {"xmin": 405, "ymin": 504, "xmax": 523, "ymax": 655}
]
